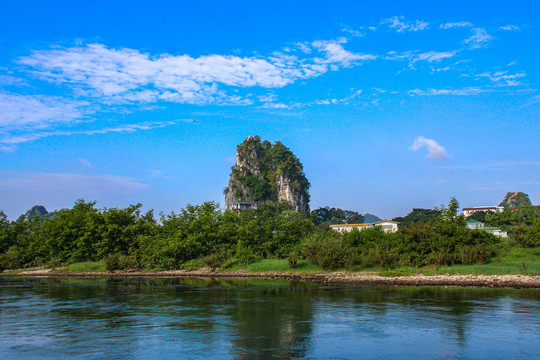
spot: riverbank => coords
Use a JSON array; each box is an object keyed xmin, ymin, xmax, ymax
[{"xmin": 3, "ymin": 268, "xmax": 540, "ymax": 289}]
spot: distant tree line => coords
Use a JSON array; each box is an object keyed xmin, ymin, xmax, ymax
[{"xmin": 0, "ymin": 198, "xmax": 538, "ymax": 272}]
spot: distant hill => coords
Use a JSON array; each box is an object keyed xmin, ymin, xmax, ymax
[
  {"xmin": 499, "ymin": 192, "xmax": 532, "ymax": 208},
  {"xmin": 20, "ymin": 205, "xmax": 55, "ymax": 221},
  {"xmin": 363, "ymin": 213, "xmax": 382, "ymax": 223}
]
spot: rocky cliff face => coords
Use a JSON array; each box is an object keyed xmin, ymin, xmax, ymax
[{"xmin": 224, "ymin": 136, "xmax": 310, "ymax": 213}]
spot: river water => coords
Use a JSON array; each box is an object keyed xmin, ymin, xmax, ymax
[{"xmin": 0, "ymin": 277, "xmax": 539, "ymax": 359}]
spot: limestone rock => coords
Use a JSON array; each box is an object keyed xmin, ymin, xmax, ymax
[{"xmin": 224, "ymin": 136, "xmax": 310, "ymax": 213}]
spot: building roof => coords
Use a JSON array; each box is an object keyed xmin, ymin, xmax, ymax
[
  {"xmin": 329, "ymin": 223, "xmax": 370, "ymax": 227},
  {"xmin": 462, "ymin": 206, "xmax": 501, "ymax": 210},
  {"xmin": 466, "ymin": 219, "xmax": 483, "ymax": 224}
]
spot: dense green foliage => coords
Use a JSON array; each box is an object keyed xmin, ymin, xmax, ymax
[
  {"xmin": 392, "ymin": 208, "xmax": 442, "ymax": 227},
  {"xmin": 304, "ymin": 209, "xmax": 501, "ymax": 269},
  {"xmin": 310, "ymin": 207, "xmax": 364, "ymax": 226},
  {"xmin": 0, "ymin": 200, "xmax": 312, "ymax": 271},
  {"xmin": 0, "ymin": 197, "xmax": 538, "ymax": 272}
]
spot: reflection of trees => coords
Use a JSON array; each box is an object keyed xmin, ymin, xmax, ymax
[
  {"xmin": 228, "ymin": 280, "xmax": 315, "ymax": 359},
  {"xmin": 2, "ymin": 277, "xmax": 539, "ymax": 359}
]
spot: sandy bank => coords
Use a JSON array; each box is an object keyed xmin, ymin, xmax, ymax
[{"xmin": 2, "ymin": 268, "xmax": 540, "ymax": 289}]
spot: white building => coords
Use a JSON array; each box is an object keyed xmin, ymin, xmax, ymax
[
  {"xmin": 330, "ymin": 220, "xmax": 399, "ymax": 233},
  {"xmin": 228, "ymin": 201, "xmax": 258, "ymax": 211},
  {"xmin": 466, "ymin": 219, "xmax": 507, "ymax": 237},
  {"xmin": 329, "ymin": 223, "xmax": 371, "ymax": 233},
  {"xmin": 462, "ymin": 206, "xmax": 504, "ymax": 217},
  {"xmin": 373, "ymin": 220, "xmax": 399, "ymax": 233}
]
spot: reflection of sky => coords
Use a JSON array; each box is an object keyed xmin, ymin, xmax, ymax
[
  {"xmin": 309, "ymin": 288, "xmax": 540, "ymax": 359},
  {"xmin": 0, "ymin": 279, "xmax": 539, "ymax": 359}
]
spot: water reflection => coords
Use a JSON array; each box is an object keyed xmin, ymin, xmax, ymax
[{"xmin": 0, "ymin": 277, "xmax": 539, "ymax": 359}]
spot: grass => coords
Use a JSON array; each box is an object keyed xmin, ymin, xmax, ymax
[
  {"xmin": 222, "ymin": 258, "xmax": 322, "ymax": 273},
  {"xmin": 5, "ymin": 247, "xmax": 539, "ymax": 277},
  {"xmin": 377, "ymin": 248, "xmax": 540, "ymax": 276},
  {"xmin": 54, "ymin": 261, "xmax": 107, "ymax": 273}
]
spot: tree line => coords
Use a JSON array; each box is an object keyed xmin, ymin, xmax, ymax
[{"xmin": 0, "ymin": 198, "xmax": 538, "ymax": 271}]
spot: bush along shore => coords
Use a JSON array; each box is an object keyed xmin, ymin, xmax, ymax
[{"xmin": 1, "ymin": 199, "xmax": 539, "ymax": 288}]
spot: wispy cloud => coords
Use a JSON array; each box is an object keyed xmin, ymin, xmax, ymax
[
  {"xmin": 440, "ymin": 22, "xmax": 473, "ymax": 29},
  {"xmin": 0, "ymin": 75, "xmax": 30, "ymax": 87},
  {"xmin": 341, "ymin": 25, "xmax": 364, "ymax": 37},
  {"xmin": 463, "ymin": 28, "xmax": 493, "ymax": 49},
  {"xmin": 0, "ymin": 92, "xmax": 89, "ymax": 131},
  {"xmin": 408, "ymin": 87, "xmax": 491, "ymax": 96},
  {"xmin": 17, "ymin": 43, "xmax": 375, "ymax": 106},
  {"xmin": 312, "ymin": 39, "xmax": 377, "ymax": 67},
  {"xmin": 499, "ymin": 25, "xmax": 520, "ymax": 31},
  {"xmin": 380, "ymin": 16, "xmax": 429, "ymax": 33},
  {"xmin": 78, "ymin": 158, "xmax": 92, "ymax": 168},
  {"xmin": 476, "ymin": 71, "xmax": 526, "ymax": 86},
  {"xmin": 411, "ymin": 136, "xmax": 449, "ymax": 159},
  {"xmin": 0, "ymin": 120, "xmax": 178, "ymax": 151}
]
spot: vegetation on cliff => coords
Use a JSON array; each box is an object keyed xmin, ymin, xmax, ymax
[
  {"xmin": 224, "ymin": 136, "xmax": 310, "ymax": 213},
  {"xmin": 499, "ymin": 192, "xmax": 532, "ymax": 208}
]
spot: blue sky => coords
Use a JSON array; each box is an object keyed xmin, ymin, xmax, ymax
[{"xmin": 0, "ymin": 0, "xmax": 539, "ymax": 219}]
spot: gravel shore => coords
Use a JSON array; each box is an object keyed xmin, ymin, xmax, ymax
[{"xmin": 3, "ymin": 268, "xmax": 540, "ymax": 289}]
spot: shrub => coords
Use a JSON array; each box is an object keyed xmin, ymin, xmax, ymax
[
  {"xmin": 0, "ymin": 247, "xmax": 21, "ymax": 271},
  {"xmin": 118, "ymin": 254, "xmax": 138, "ymax": 269},
  {"xmin": 202, "ymin": 250, "xmax": 230, "ymax": 271},
  {"xmin": 104, "ymin": 253, "xmax": 121, "ymax": 272},
  {"xmin": 302, "ymin": 232, "xmax": 358, "ymax": 270},
  {"xmin": 235, "ymin": 243, "xmax": 261, "ymax": 265},
  {"xmin": 46, "ymin": 258, "xmax": 63, "ymax": 269},
  {"xmin": 287, "ymin": 249, "xmax": 301, "ymax": 269}
]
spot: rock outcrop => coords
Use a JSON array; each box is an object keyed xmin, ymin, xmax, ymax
[
  {"xmin": 499, "ymin": 192, "xmax": 532, "ymax": 208},
  {"xmin": 224, "ymin": 136, "xmax": 310, "ymax": 213}
]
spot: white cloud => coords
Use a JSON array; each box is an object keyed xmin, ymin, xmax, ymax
[
  {"xmin": 476, "ymin": 71, "xmax": 526, "ymax": 86},
  {"xmin": 440, "ymin": 22, "xmax": 472, "ymax": 29},
  {"xmin": 411, "ymin": 136, "xmax": 449, "ymax": 159},
  {"xmin": 0, "ymin": 75, "xmax": 29, "ymax": 86},
  {"xmin": 1, "ymin": 120, "xmax": 177, "ymax": 147},
  {"xmin": 341, "ymin": 25, "xmax": 364, "ymax": 37},
  {"xmin": 78, "ymin": 158, "xmax": 92, "ymax": 168},
  {"xmin": 500, "ymin": 25, "xmax": 520, "ymax": 31},
  {"xmin": 408, "ymin": 87, "xmax": 490, "ymax": 96},
  {"xmin": 257, "ymin": 93, "xmax": 278, "ymax": 103},
  {"xmin": 413, "ymin": 51, "xmax": 457, "ymax": 63},
  {"xmin": 312, "ymin": 39, "xmax": 377, "ymax": 67},
  {"xmin": 261, "ymin": 102, "xmax": 290, "ymax": 109},
  {"xmin": 17, "ymin": 43, "xmax": 376, "ymax": 106},
  {"xmin": 463, "ymin": 28, "xmax": 493, "ymax": 49},
  {"xmin": 380, "ymin": 16, "xmax": 429, "ymax": 32},
  {"xmin": 0, "ymin": 92, "xmax": 89, "ymax": 131}
]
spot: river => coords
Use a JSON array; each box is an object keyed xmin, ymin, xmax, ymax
[{"xmin": 0, "ymin": 277, "xmax": 539, "ymax": 359}]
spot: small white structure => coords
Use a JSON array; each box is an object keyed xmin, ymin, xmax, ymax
[
  {"xmin": 329, "ymin": 223, "xmax": 371, "ymax": 233},
  {"xmin": 466, "ymin": 220, "xmax": 485, "ymax": 229},
  {"xmin": 330, "ymin": 220, "xmax": 399, "ymax": 233},
  {"xmin": 373, "ymin": 220, "xmax": 399, "ymax": 233},
  {"xmin": 462, "ymin": 206, "xmax": 504, "ymax": 217},
  {"xmin": 229, "ymin": 201, "xmax": 258, "ymax": 212},
  {"xmin": 484, "ymin": 227, "xmax": 508, "ymax": 238},
  {"xmin": 466, "ymin": 219, "xmax": 507, "ymax": 237}
]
